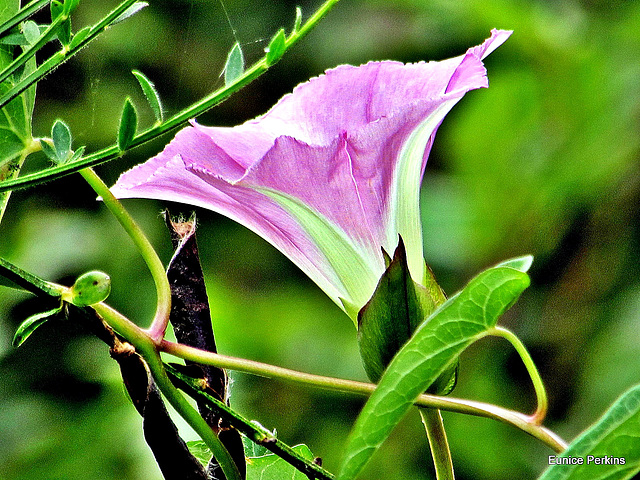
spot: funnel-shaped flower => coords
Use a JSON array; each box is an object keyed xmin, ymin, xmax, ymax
[{"xmin": 111, "ymin": 29, "xmax": 511, "ymax": 321}]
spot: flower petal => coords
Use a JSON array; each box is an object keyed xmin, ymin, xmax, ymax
[{"xmin": 111, "ymin": 29, "xmax": 512, "ymax": 315}]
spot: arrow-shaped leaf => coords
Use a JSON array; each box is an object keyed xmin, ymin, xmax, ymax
[
  {"xmin": 538, "ymin": 384, "xmax": 640, "ymax": 480},
  {"xmin": 338, "ymin": 263, "xmax": 531, "ymax": 480}
]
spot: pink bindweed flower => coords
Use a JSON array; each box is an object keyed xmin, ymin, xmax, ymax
[{"xmin": 111, "ymin": 29, "xmax": 511, "ymax": 322}]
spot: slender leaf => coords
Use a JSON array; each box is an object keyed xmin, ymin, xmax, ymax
[
  {"xmin": 68, "ymin": 25, "xmax": 90, "ymax": 50},
  {"xmin": 66, "ymin": 145, "xmax": 85, "ymax": 164},
  {"xmin": 12, "ymin": 305, "xmax": 63, "ymax": 347},
  {"xmin": 117, "ymin": 97, "xmax": 137, "ymax": 150},
  {"xmin": 112, "ymin": 1, "xmax": 148, "ymax": 25},
  {"xmin": 265, "ymin": 28, "xmax": 285, "ymax": 66},
  {"xmin": 132, "ymin": 69, "xmax": 163, "ymax": 123},
  {"xmin": 338, "ymin": 265, "xmax": 531, "ymax": 480},
  {"xmin": 62, "ymin": 0, "xmax": 80, "ymax": 16},
  {"xmin": 224, "ymin": 42, "xmax": 244, "ymax": 86},
  {"xmin": 50, "ymin": 0, "xmax": 63, "ymax": 20},
  {"xmin": 539, "ymin": 384, "xmax": 640, "ymax": 480},
  {"xmin": 294, "ymin": 7, "xmax": 302, "ymax": 33},
  {"xmin": 0, "ymin": 257, "xmax": 62, "ymax": 296}
]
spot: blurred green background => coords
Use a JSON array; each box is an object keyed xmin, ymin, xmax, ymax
[{"xmin": 1, "ymin": 0, "xmax": 640, "ymax": 478}]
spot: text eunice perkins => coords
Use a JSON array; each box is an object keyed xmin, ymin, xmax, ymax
[{"xmin": 548, "ymin": 455, "xmax": 626, "ymax": 466}]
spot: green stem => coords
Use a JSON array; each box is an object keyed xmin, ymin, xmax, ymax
[
  {"xmin": 489, "ymin": 326, "xmax": 548, "ymax": 425},
  {"xmin": 420, "ymin": 408, "xmax": 455, "ymax": 480},
  {"xmin": 0, "ymin": 10, "xmax": 66, "ymax": 87},
  {"xmin": 79, "ymin": 168, "xmax": 171, "ymax": 340},
  {"xmin": 0, "ymin": 0, "xmax": 138, "ymax": 112},
  {"xmin": 166, "ymin": 364, "xmax": 335, "ymax": 480},
  {"xmin": 0, "ymin": 0, "xmax": 50, "ymax": 38},
  {"xmin": 0, "ymin": 0, "xmax": 341, "ymax": 193},
  {"xmin": 91, "ymin": 303, "xmax": 241, "ymax": 480},
  {"xmin": 160, "ymin": 340, "xmax": 567, "ymax": 452}
]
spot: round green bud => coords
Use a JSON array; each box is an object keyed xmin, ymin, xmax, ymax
[{"xmin": 69, "ymin": 271, "xmax": 111, "ymax": 306}]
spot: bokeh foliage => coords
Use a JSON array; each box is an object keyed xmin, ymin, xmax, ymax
[{"xmin": 1, "ymin": 0, "xmax": 639, "ymax": 479}]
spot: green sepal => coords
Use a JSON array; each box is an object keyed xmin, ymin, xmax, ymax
[
  {"xmin": 132, "ymin": 69, "xmax": 163, "ymax": 123},
  {"xmin": 117, "ymin": 97, "xmax": 137, "ymax": 151},
  {"xmin": 224, "ymin": 42, "xmax": 244, "ymax": 86},
  {"xmin": 12, "ymin": 304, "xmax": 63, "ymax": 347},
  {"xmin": 265, "ymin": 29, "xmax": 286, "ymax": 66},
  {"xmin": 357, "ymin": 237, "xmax": 451, "ymax": 391}
]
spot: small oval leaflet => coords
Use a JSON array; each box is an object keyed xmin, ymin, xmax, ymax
[
  {"xmin": 52, "ymin": 119, "xmax": 72, "ymax": 161},
  {"xmin": 69, "ymin": 270, "xmax": 111, "ymax": 306}
]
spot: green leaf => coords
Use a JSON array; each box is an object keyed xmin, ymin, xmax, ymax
[
  {"xmin": 117, "ymin": 97, "xmax": 137, "ymax": 151},
  {"xmin": 12, "ymin": 305, "xmax": 63, "ymax": 347},
  {"xmin": 62, "ymin": 0, "xmax": 80, "ymax": 16},
  {"xmin": 112, "ymin": 1, "xmax": 148, "ymax": 25},
  {"xmin": 357, "ymin": 238, "xmax": 445, "ymax": 383},
  {"xmin": 187, "ymin": 440, "xmax": 213, "ymax": 468},
  {"xmin": 132, "ymin": 69, "xmax": 163, "ymax": 123},
  {"xmin": 497, "ymin": 255, "xmax": 534, "ymax": 272},
  {"xmin": 0, "ymin": 256, "xmax": 63, "ymax": 297},
  {"xmin": 52, "ymin": 119, "xmax": 71, "ymax": 161},
  {"xmin": 50, "ymin": 0, "xmax": 64, "ymax": 21},
  {"xmin": 242, "ymin": 435, "xmax": 270, "ymax": 459},
  {"xmin": 66, "ymin": 145, "xmax": 85, "ymax": 164},
  {"xmin": 68, "ymin": 25, "xmax": 90, "ymax": 50},
  {"xmin": 538, "ymin": 384, "xmax": 640, "ymax": 480},
  {"xmin": 57, "ymin": 17, "xmax": 71, "ymax": 46},
  {"xmin": 224, "ymin": 42, "xmax": 244, "ymax": 86},
  {"xmin": 39, "ymin": 138, "xmax": 58, "ymax": 161},
  {"xmin": 246, "ymin": 444, "xmax": 315, "ymax": 480},
  {"xmin": 338, "ymin": 265, "xmax": 531, "ymax": 480},
  {"xmin": 294, "ymin": 7, "xmax": 302, "ymax": 33},
  {"xmin": 22, "ymin": 20, "xmax": 40, "ymax": 45},
  {"xmin": 265, "ymin": 29, "xmax": 286, "ymax": 66}
]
